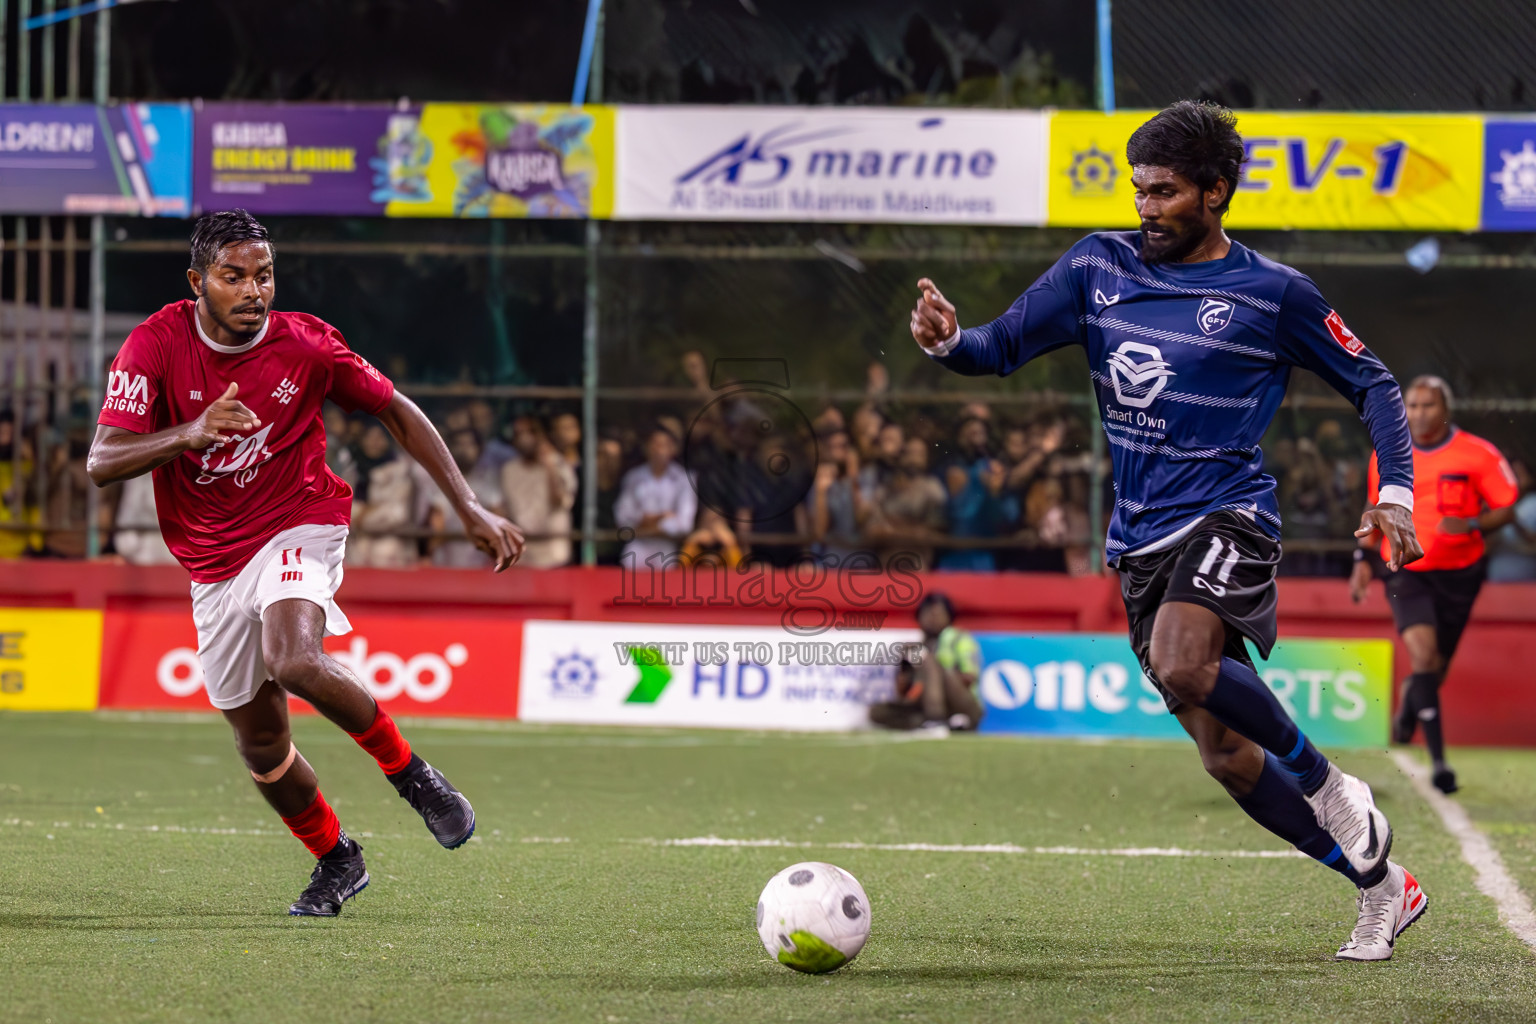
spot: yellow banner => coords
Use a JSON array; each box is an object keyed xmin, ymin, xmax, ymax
[
  {"xmin": 386, "ymin": 104, "xmax": 614, "ymax": 219},
  {"xmin": 1048, "ymin": 111, "xmax": 1482, "ymax": 230},
  {"xmin": 0, "ymin": 609, "xmax": 103, "ymax": 711}
]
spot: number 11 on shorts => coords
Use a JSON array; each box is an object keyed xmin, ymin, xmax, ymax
[{"xmin": 1193, "ymin": 537, "xmax": 1239, "ymax": 597}]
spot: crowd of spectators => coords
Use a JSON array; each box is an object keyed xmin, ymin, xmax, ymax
[{"xmin": 5, "ymin": 353, "xmax": 1536, "ymax": 580}]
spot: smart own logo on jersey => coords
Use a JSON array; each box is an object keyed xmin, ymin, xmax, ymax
[{"xmin": 1106, "ymin": 341, "xmax": 1175, "ymax": 409}]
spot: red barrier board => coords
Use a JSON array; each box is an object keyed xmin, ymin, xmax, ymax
[{"xmin": 100, "ymin": 609, "xmax": 522, "ymax": 718}]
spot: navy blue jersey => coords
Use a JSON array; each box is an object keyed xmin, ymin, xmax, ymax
[{"xmin": 929, "ymin": 231, "xmax": 1413, "ymax": 564}]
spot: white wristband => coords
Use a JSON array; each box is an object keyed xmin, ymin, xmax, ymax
[
  {"xmin": 924, "ymin": 323, "xmax": 962, "ymax": 358},
  {"xmin": 1377, "ymin": 484, "xmax": 1414, "ymax": 512}
]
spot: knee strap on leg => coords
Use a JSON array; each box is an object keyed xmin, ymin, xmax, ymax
[{"xmin": 251, "ymin": 743, "xmax": 298, "ymax": 784}]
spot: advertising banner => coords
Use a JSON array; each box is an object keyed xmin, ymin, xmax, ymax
[
  {"xmin": 385, "ymin": 103, "xmax": 615, "ymax": 218},
  {"xmin": 1048, "ymin": 111, "xmax": 1482, "ymax": 231},
  {"xmin": 974, "ymin": 633, "xmax": 1392, "ymax": 748},
  {"xmin": 0, "ymin": 608, "xmax": 103, "ymax": 711},
  {"xmin": 195, "ymin": 102, "xmax": 414, "ymax": 215},
  {"xmin": 519, "ymin": 620, "xmax": 915, "ymax": 730},
  {"xmin": 615, "ymin": 105, "xmax": 1047, "ymax": 224},
  {"xmin": 1481, "ymin": 119, "xmax": 1536, "ymax": 230},
  {"xmin": 99, "ymin": 609, "xmax": 521, "ymax": 718},
  {"xmin": 0, "ymin": 103, "xmax": 191, "ymax": 215}
]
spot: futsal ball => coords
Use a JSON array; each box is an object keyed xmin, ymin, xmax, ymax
[{"xmin": 756, "ymin": 862, "xmax": 870, "ymax": 973}]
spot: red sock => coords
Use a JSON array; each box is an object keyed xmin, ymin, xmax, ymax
[
  {"xmin": 348, "ymin": 706, "xmax": 413, "ymax": 775},
  {"xmin": 281, "ymin": 791, "xmax": 342, "ymax": 859}
]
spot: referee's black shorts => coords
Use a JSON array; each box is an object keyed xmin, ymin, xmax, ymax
[
  {"xmin": 1118, "ymin": 511, "xmax": 1282, "ymax": 714},
  {"xmin": 1384, "ymin": 560, "xmax": 1486, "ymax": 662}
]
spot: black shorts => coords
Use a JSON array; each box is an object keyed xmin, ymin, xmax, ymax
[
  {"xmin": 1117, "ymin": 511, "xmax": 1282, "ymax": 713},
  {"xmin": 1385, "ymin": 560, "xmax": 1486, "ymax": 662}
]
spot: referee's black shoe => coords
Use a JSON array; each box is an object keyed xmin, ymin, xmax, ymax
[
  {"xmin": 289, "ymin": 832, "xmax": 369, "ymax": 916},
  {"xmin": 389, "ymin": 754, "xmax": 476, "ymax": 849},
  {"xmin": 1432, "ymin": 766, "xmax": 1459, "ymax": 795}
]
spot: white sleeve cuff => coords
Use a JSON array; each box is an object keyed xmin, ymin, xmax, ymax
[
  {"xmin": 924, "ymin": 324, "xmax": 962, "ymax": 358},
  {"xmin": 1378, "ymin": 484, "xmax": 1414, "ymax": 512}
]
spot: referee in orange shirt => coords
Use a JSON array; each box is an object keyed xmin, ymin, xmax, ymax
[{"xmin": 1351, "ymin": 376, "xmax": 1519, "ymax": 793}]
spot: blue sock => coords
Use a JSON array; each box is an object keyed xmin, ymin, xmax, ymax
[
  {"xmin": 1201, "ymin": 657, "xmax": 1331, "ymax": 795},
  {"xmin": 1234, "ymin": 754, "xmax": 1371, "ymax": 887}
]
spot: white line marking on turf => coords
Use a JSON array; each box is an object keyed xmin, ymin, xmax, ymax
[
  {"xmin": 629, "ymin": 836, "xmax": 1306, "ymax": 859},
  {"xmin": 1391, "ymin": 750, "xmax": 1536, "ymax": 954}
]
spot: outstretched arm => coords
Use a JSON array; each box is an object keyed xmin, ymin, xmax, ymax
[
  {"xmin": 910, "ymin": 244, "xmax": 1086, "ymax": 377},
  {"xmin": 375, "ymin": 391, "xmax": 525, "ymax": 571},
  {"xmin": 1275, "ymin": 277, "xmax": 1421, "ymax": 571}
]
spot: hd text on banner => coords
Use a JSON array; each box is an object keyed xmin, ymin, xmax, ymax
[
  {"xmin": 0, "ymin": 103, "xmax": 190, "ymax": 216},
  {"xmin": 0, "ymin": 608, "xmax": 103, "ymax": 711},
  {"xmin": 194, "ymin": 103, "xmax": 614, "ymax": 218},
  {"xmin": 1049, "ymin": 111, "xmax": 1483, "ymax": 231},
  {"xmin": 975, "ymin": 633, "xmax": 1392, "ymax": 748},
  {"xmin": 615, "ymin": 106, "xmax": 1047, "ymax": 224},
  {"xmin": 519, "ymin": 620, "xmax": 915, "ymax": 730}
]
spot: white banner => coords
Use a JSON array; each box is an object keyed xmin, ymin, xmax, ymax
[
  {"xmin": 519, "ymin": 620, "xmax": 920, "ymax": 731},
  {"xmin": 615, "ymin": 106, "xmax": 1047, "ymax": 225}
]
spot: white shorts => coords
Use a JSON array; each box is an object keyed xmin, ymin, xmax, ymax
[{"xmin": 190, "ymin": 523, "xmax": 353, "ymax": 711}]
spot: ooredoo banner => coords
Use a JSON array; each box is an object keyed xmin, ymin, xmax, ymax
[
  {"xmin": 974, "ymin": 633, "xmax": 1392, "ymax": 747},
  {"xmin": 1048, "ymin": 111, "xmax": 1482, "ymax": 231},
  {"xmin": 519, "ymin": 620, "xmax": 915, "ymax": 730},
  {"xmin": 99, "ymin": 610, "xmax": 520, "ymax": 718},
  {"xmin": 615, "ymin": 106, "xmax": 1047, "ymax": 224},
  {"xmin": 0, "ymin": 102, "xmax": 191, "ymax": 215}
]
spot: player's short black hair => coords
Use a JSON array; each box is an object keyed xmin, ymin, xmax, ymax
[
  {"xmin": 189, "ymin": 209, "xmax": 273, "ymax": 277},
  {"xmin": 918, "ymin": 591, "xmax": 955, "ymax": 622},
  {"xmin": 1126, "ymin": 100, "xmax": 1247, "ymax": 214}
]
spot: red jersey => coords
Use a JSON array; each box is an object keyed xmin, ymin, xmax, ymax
[
  {"xmin": 98, "ymin": 300, "xmax": 394, "ymax": 582},
  {"xmin": 1368, "ymin": 427, "xmax": 1518, "ymax": 572}
]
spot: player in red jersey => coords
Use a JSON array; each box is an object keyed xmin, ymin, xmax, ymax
[
  {"xmin": 1352, "ymin": 375, "xmax": 1519, "ymax": 794},
  {"xmin": 88, "ymin": 210, "xmax": 526, "ymax": 916}
]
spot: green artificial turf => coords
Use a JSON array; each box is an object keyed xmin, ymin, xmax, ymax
[{"xmin": 1, "ymin": 712, "xmax": 1533, "ymax": 1023}]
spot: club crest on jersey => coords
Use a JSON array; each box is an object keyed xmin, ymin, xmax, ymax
[
  {"xmin": 1196, "ymin": 297, "xmax": 1234, "ymax": 335},
  {"xmin": 196, "ymin": 423, "xmax": 274, "ymax": 488},
  {"xmin": 1106, "ymin": 341, "xmax": 1175, "ymax": 409},
  {"xmin": 1324, "ymin": 309, "xmax": 1364, "ymax": 356}
]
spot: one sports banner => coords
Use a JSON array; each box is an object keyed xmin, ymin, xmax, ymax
[
  {"xmin": 0, "ymin": 103, "xmax": 191, "ymax": 215},
  {"xmin": 0, "ymin": 608, "xmax": 103, "ymax": 711},
  {"xmin": 385, "ymin": 104, "xmax": 615, "ymax": 218},
  {"xmin": 519, "ymin": 620, "xmax": 913, "ymax": 730},
  {"xmin": 99, "ymin": 609, "xmax": 522, "ymax": 718},
  {"xmin": 1481, "ymin": 119, "xmax": 1536, "ymax": 230},
  {"xmin": 194, "ymin": 102, "xmax": 413, "ymax": 215},
  {"xmin": 974, "ymin": 632, "xmax": 1392, "ymax": 748},
  {"xmin": 615, "ymin": 105, "xmax": 1047, "ymax": 224},
  {"xmin": 1048, "ymin": 111, "xmax": 1483, "ymax": 231}
]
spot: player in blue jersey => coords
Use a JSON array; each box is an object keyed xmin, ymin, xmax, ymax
[{"xmin": 910, "ymin": 101, "xmax": 1428, "ymax": 961}]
